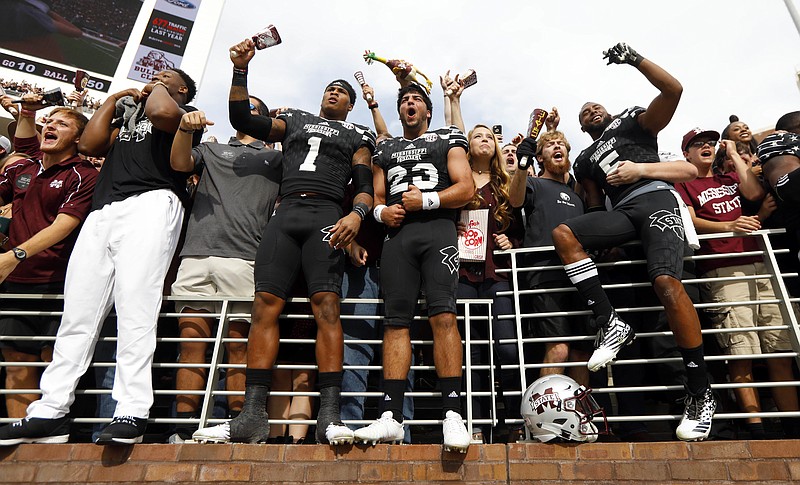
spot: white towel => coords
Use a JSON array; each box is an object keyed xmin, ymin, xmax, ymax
[{"xmin": 670, "ymin": 189, "xmax": 700, "ymax": 250}]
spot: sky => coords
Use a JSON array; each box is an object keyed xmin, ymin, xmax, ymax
[{"xmin": 193, "ymin": 0, "xmax": 800, "ymax": 157}]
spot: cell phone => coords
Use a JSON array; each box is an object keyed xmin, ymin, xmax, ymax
[{"xmin": 492, "ymin": 125, "xmax": 502, "ymax": 136}]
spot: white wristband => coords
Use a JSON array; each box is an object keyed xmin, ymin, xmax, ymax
[
  {"xmin": 373, "ymin": 204, "xmax": 387, "ymax": 223},
  {"xmin": 422, "ymin": 192, "xmax": 440, "ymax": 210}
]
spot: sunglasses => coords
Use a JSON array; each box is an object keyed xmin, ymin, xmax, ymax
[
  {"xmin": 249, "ymin": 103, "xmax": 257, "ymax": 110},
  {"xmin": 689, "ymin": 140, "xmax": 716, "ymax": 149}
]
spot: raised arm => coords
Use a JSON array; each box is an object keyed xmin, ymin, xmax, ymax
[
  {"xmin": 228, "ymin": 39, "xmax": 286, "ymax": 142},
  {"xmin": 603, "ymin": 43, "xmax": 682, "ymax": 137},
  {"xmin": 444, "ymin": 73, "xmax": 465, "ymax": 133},
  {"xmin": 143, "ymin": 79, "xmax": 186, "ymax": 134},
  {"xmin": 361, "ymin": 83, "xmax": 391, "ymax": 140},
  {"xmin": 720, "ymin": 139, "xmax": 765, "ymax": 201},
  {"xmin": 509, "ymin": 137, "xmax": 537, "ymax": 208},
  {"xmin": 78, "ymin": 87, "xmax": 142, "ymax": 156}
]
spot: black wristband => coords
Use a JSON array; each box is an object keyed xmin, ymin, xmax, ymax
[
  {"xmin": 352, "ymin": 202, "xmax": 369, "ymax": 221},
  {"xmin": 232, "ymin": 71, "xmax": 248, "ymax": 87},
  {"xmin": 368, "ymin": 103, "xmax": 379, "ymax": 110},
  {"xmin": 233, "ymin": 67, "xmax": 248, "ymax": 75}
]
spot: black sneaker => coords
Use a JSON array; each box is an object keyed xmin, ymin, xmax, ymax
[
  {"xmin": 95, "ymin": 416, "xmax": 147, "ymax": 445},
  {"xmin": 0, "ymin": 416, "xmax": 70, "ymax": 445}
]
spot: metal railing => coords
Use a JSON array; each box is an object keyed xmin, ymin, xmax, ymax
[{"xmin": 0, "ymin": 228, "xmax": 798, "ymax": 440}]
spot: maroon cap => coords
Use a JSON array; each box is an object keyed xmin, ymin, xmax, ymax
[{"xmin": 682, "ymin": 128, "xmax": 720, "ymax": 152}]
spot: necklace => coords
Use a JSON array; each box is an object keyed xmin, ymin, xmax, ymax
[{"xmin": 472, "ymin": 169, "xmax": 489, "ymax": 175}]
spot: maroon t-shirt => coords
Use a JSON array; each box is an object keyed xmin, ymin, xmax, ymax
[
  {"xmin": 676, "ymin": 171, "xmax": 760, "ymax": 275},
  {"xmin": 0, "ymin": 136, "xmax": 98, "ymax": 283},
  {"xmin": 459, "ymin": 183, "xmax": 523, "ymax": 283}
]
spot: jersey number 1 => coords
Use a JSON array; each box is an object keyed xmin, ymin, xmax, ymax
[{"xmin": 299, "ymin": 136, "xmax": 322, "ymax": 172}]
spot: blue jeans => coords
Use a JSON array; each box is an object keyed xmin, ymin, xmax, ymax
[{"xmin": 341, "ymin": 264, "xmax": 413, "ymax": 443}]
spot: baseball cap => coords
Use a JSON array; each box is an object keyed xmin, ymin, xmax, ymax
[
  {"xmin": 0, "ymin": 136, "xmax": 10, "ymax": 153},
  {"xmin": 681, "ymin": 128, "xmax": 720, "ymax": 152}
]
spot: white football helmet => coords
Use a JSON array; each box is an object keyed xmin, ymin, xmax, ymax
[{"xmin": 520, "ymin": 374, "xmax": 607, "ymax": 443}]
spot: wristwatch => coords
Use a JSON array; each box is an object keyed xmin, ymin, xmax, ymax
[{"xmin": 12, "ymin": 247, "xmax": 26, "ymax": 261}]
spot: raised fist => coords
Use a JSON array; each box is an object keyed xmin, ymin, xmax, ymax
[
  {"xmin": 602, "ymin": 43, "xmax": 643, "ymax": 67},
  {"xmin": 516, "ymin": 137, "xmax": 537, "ymax": 170}
]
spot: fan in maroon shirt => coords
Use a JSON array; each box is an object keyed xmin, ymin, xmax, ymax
[{"xmin": 0, "ymin": 100, "xmax": 97, "ymax": 418}]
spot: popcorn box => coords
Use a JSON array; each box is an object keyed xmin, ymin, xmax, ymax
[{"xmin": 458, "ymin": 209, "xmax": 489, "ymax": 261}]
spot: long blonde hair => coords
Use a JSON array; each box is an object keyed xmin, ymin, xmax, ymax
[{"xmin": 466, "ymin": 124, "xmax": 513, "ymax": 232}]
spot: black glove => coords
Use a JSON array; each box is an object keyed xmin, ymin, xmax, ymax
[
  {"xmin": 602, "ymin": 42, "xmax": 643, "ymax": 67},
  {"xmin": 516, "ymin": 137, "xmax": 537, "ymax": 170}
]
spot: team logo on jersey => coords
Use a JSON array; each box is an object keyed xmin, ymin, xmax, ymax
[
  {"xmin": 118, "ymin": 119, "xmax": 152, "ymax": 143},
  {"xmin": 648, "ymin": 209, "xmax": 684, "ymax": 241},
  {"xmin": 560, "ymin": 192, "xmax": 570, "ymax": 201},
  {"xmin": 424, "ymin": 133, "xmax": 439, "ymax": 142},
  {"xmin": 15, "ymin": 174, "xmax": 31, "ymax": 190},
  {"xmin": 49, "ymin": 179, "xmax": 63, "ymax": 189},
  {"xmin": 405, "ymin": 143, "xmax": 416, "ymax": 149},
  {"xmin": 439, "ymin": 245, "xmax": 459, "ymax": 274}
]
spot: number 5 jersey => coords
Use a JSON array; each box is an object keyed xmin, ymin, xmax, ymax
[{"xmin": 374, "ymin": 125, "xmax": 468, "ymax": 221}]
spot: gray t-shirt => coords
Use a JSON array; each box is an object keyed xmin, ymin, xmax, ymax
[
  {"xmin": 522, "ymin": 176, "xmax": 584, "ymax": 285},
  {"xmin": 180, "ymin": 138, "xmax": 282, "ymax": 260}
]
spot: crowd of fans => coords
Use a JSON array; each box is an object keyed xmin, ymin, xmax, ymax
[
  {"xmin": 0, "ymin": 38, "xmax": 799, "ymax": 450},
  {"xmin": 49, "ymin": 0, "xmax": 140, "ymax": 43}
]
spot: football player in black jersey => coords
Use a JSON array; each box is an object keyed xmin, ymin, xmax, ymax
[
  {"xmin": 353, "ymin": 84, "xmax": 475, "ymax": 452},
  {"xmin": 545, "ymin": 43, "xmax": 715, "ymax": 441},
  {"xmin": 193, "ymin": 38, "xmax": 375, "ymax": 446}
]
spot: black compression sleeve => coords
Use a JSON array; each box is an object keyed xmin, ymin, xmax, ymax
[
  {"xmin": 352, "ymin": 163, "xmax": 374, "ymax": 198},
  {"xmin": 229, "ymin": 99, "xmax": 273, "ymax": 141}
]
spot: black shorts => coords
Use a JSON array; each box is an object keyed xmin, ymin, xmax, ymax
[
  {"xmin": 0, "ymin": 281, "xmax": 64, "ymax": 355},
  {"xmin": 564, "ymin": 190, "xmax": 684, "ymax": 281},
  {"xmin": 381, "ymin": 218, "xmax": 459, "ymax": 327},
  {"xmin": 523, "ymin": 279, "xmax": 591, "ymax": 349},
  {"xmin": 254, "ymin": 198, "xmax": 345, "ymax": 299}
]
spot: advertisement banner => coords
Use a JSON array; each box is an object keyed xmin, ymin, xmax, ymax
[{"xmin": 128, "ymin": 0, "xmax": 203, "ymax": 83}]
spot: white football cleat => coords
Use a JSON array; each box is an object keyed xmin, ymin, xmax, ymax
[
  {"xmin": 442, "ymin": 410, "xmax": 470, "ymax": 453},
  {"xmin": 191, "ymin": 422, "xmax": 230, "ymax": 444},
  {"xmin": 676, "ymin": 387, "xmax": 716, "ymax": 442},
  {"xmin": 587, "ymin": 311, "xmax": 635, "ymax": 372},
  {"xmin": 353, "ymin": 411, "xmax": 404, "ymax": 445},
  {"xmin": 324, "ymin": 422, "xmax": 355, "ymax": 446}
]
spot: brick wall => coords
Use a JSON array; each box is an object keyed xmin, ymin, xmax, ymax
[{"xmin": 1, "ymin": 440, "xmax": 799, "ymax": 484}]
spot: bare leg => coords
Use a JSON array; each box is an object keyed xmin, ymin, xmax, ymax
[
  {"xmin": 288, "ymin": 369, "xmax": 316, "ymax": 442},
  {"xmin": 225, "ymin": 320, "xmax": 250, "ymax": 412},
  {"xmin": 174, "ymin": 310, "xmax": 213, "ymax": 413},
  {"xmin": 2, "ymin": 348, "xmax": 40, "ymax": 418}
]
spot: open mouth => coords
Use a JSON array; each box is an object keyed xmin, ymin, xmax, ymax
[
  {"xmin": 43, "ymin": 132, "xmax": 57, "ymax": 141},
  {"xmin": 701, "ymin": 149, "xmax": 712, "ymax": 157},
  {"xmin": 553, "ymin": 152, "xmax": 564, "ymax": 161},
  {"xmin": 591, "ymin": 115, "xmax": 602, "ymax": 123}
]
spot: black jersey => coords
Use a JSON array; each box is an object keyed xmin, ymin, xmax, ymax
[
  {"xmin": 374, "ymin": 125, "xmax": 468, "ymax": 221},
  {"xmin": 573, "ymin": 106, "xmax": 660, "ymax": 206},
  {"xmin": 277, "ymin": 109, "xmax": 376, "ymax": 202},
  {"xmin": 522, "ymin": 176, "xmax": 584, "ymax": 285}
]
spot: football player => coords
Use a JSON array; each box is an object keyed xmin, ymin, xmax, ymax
[{"xmin": 353, "ymin": 83, "xmax": 475, "ymax": 452}]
